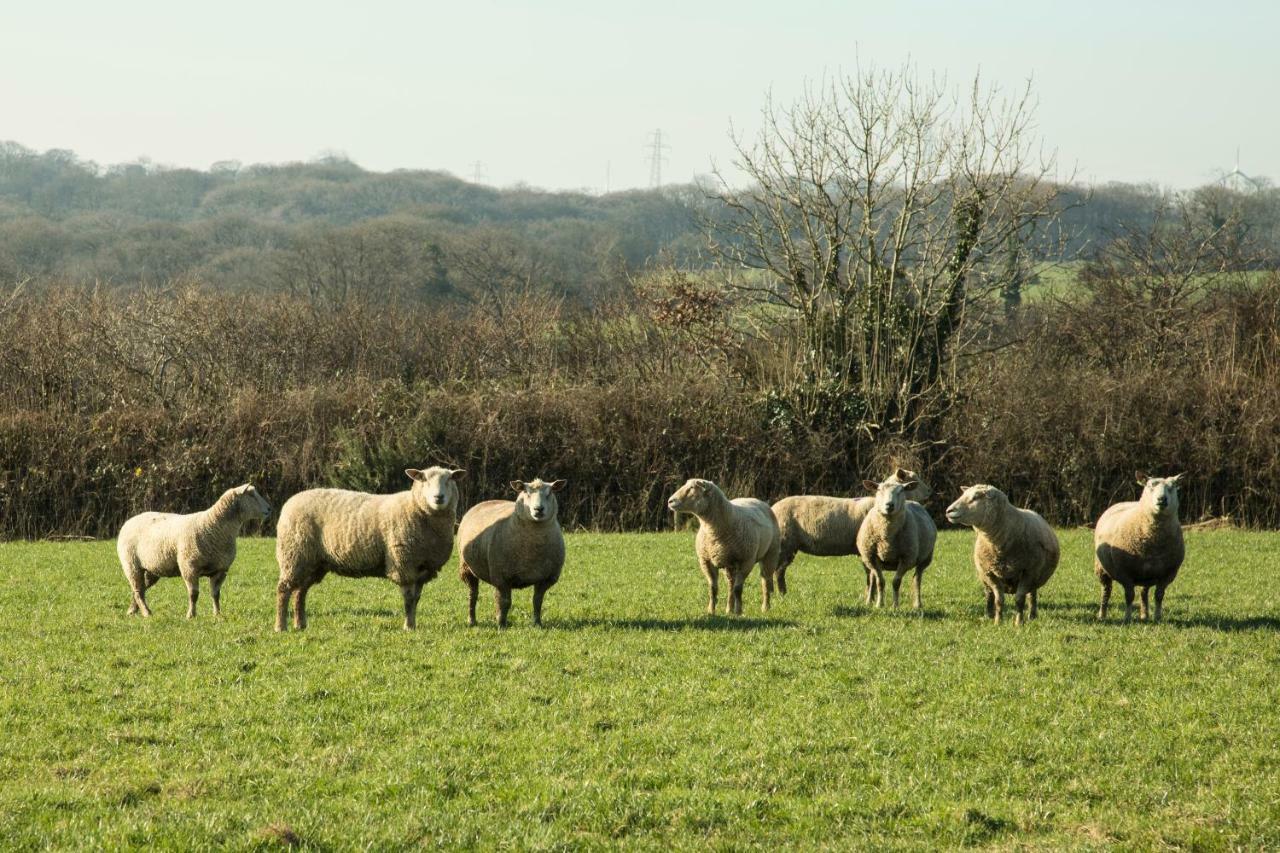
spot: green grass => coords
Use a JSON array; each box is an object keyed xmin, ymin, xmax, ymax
[{"xmin": 2, "ymin": 530, "xmax": 1279, "ymax": 849}]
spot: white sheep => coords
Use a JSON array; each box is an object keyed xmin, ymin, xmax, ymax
[
  {"xmin": 771, "ymin": 468, "xmax": 932, "ymax": 595},
  {"xmin": 1094, "ymin": 473, "xmax": 1186, "ymax": 623},
  {"xmin": 274, "ymin": 467, "xmax": 466, "ymax": 631},
  {"xmin": 117, "ymin": 484, "xmax": 272, "ymax": 618},
  {"xmin": 667, "ymin": 478, "xmax": 781, "ymax": 615},
  {"xmin": 945, "ymin": 484, "xmax": 1060, "ymax": 625},
  {"xmin": 856, "ymin": 476, "xmax": 937, "ymax": 609},
  {"xmin": 457, "ymin": 478, "xmax": 567, "ymax": 628}
]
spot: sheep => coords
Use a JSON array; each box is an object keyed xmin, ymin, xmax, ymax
[
  {"xmin": 117, "ymin": 484, "xmax": 272, "ymax": 618},
  {"xmin": 274, "ymin": 467, "xmax": 466, "ymax": 631},
  {"xmin": 945, "ymin": 484, "xmax": 1060, "ymax": 625},
  {"xmin": 771, "ymin": 468, "xmax": 932, "ymax": 595},
  {"xmin": 855, "ymin": 475, "xmax": 937, "ymax": 609},
  {"xmin": 667, "ymin": 478, "xmax": 782, "ymax": 615},
  {"xmin": 457, "ymin": 478, "xmax": 567, "ymax": 628},
  {"xmin": 1094, "ymin": 473, "xmax": 1186, "ymax": 623}
]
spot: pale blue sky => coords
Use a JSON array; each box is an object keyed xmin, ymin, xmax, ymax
[{"xmin": 3, "ymin": 0, "xmax": 1276, "ymax": 190}]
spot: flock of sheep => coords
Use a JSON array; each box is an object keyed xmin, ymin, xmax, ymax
[{"xmin": 115, "ymin": 465, "xmax": 1187, "ymax": 628}]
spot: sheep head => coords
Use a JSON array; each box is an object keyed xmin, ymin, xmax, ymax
[
  {"xmin": 510, "ymin": 478, "xmax": 566, "ymax": 523},
  {"xmin": 945, "ymin": 484, "xmax": 1007, "ymax": 527},
  {"xmin": 1136, "ymin": 472, "xmax": 1184, "ymax": 518},
  {"xmin": 667, "ymin": 478, "xmax": 716, "ymax": 516},
  {"xmin": 406, "ymin": 466, "xmax": 467, "ymax": 514},
  {"xmin": 863, "ymin": 476, "xmax": 916, "ymax": 518}
]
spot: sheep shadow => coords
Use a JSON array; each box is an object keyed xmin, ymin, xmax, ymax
[
  {"xmin": 831, "ymin": 604, "xmax": 947, "ymax": 621},
  {"xmin": 1036, "ymin": 601, "xmax": 1280, "ymax": 633},
  {"xmin": 553, "ymin": 615, "xmax": 796, "ymax": 632},
  {"xmin": 1157, "ymin": 614, "xmax": 1280, "ymax": 633}
]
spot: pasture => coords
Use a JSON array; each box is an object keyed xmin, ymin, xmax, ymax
[{"xmin": 2, "ymin": 529, "xmax": 1278, "ymax": 849}]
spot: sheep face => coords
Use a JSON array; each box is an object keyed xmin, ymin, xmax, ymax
[
  {"xmin": 233, "ymin": 484, "xmax": 273, "ymax": 521},
  {"xmin": 510, "ymin": 478, "xmax": 566, "ymax": 523},
  {"xmin": 667, "ymin": 479, "xmax": 714, "ymax": 515},
  {"xmin": 862, "ymin": 477, "xmax": 915, "ymax": 518},
  {"xmin": 890, "ymin": 467, "xmax": 932, "ymax": 503},
  {"xmin": 945, "ymin": 484, "xmax": 1006, "ymax": 527},
  {"xmin": 1137, "ymin": 472, "xmax": 1184, "ymax": 518},
  {"xmin": 406, "ymin": 467, "xmax": 467, "ymax": 514}
]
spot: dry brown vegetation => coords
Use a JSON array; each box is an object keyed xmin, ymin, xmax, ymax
[{"xmin": 0, "ymin": 265, "xmax": 1277, "ymax": 538}]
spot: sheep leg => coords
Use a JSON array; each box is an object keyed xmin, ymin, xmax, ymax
[
  {"xmin": 985, "ymin": 587, "xmax": 996, "ymax": 621},
  {"xmin": 1153, "ymin": 583, "xmax": 1167, "ymax": 623},
  {"xmin": 463, "ymin": 571, "xmax": 480, "ymax": 627},
  {"xmin": 1014, "ymin": 586, "xmax": 1030, "ymax": 626},
  {"xmin": 126, "ymin": 568, "xmax": 154, "ymax": 617},
  {"xmin": 532, "ymin": 581, "xmax": 552, "ymax": 627},
  {"xmin": 275, "ymin": 582, "xmax": 293, "ymax": 632},
  {"xmin": 1121, "ymin": 584, "xmax": 1136, "ymax": 624},
  {"xmin": 699, "ymin": 558, "xmax": 718, "ymax": 615},
  {"xmin": 183, "ymin": 574, "xmax": 200, "ymax": 619},
  {"xmin": 871, "ymin": 568, "xmax": 885, "ymax": 608},
  {"xmin": 1029, "ymin": 589, "xmax": 1039, "ymax": 620},
  {"xmin": 293, "ymin": 584, "xmax": 310, "ymax": 630},
  {"xmin": 891, "ymin": 567, "xmax": 906, "ymax": 608},
  {"xmin": 1097, "ymin": 575, "xmax": 1112, "ymax": 620},
  {"xmin": 1138, "ymin": 586, "xmax": 1150, "ymax": 621},
  {"xmin": 863, "ymin": 564, "xmax": 874, "ymax": 604},
  {"xmin": 912, "ymin": 567, "xmax": 925, "ymax": 610},
  {"xmin": 993, "ymin": 592, "xmax": 1004, "ymax": 624},
  {"xmin": 401, "ymin": 583, "xmax": 422, "ymax": 630},
  {"xmin": 494, "ymin": 584, "xmax": 513, "ymax": 628},
  {"xmin": 775, "ymin": 548, "xmax": 792, "ymax": 596},
  {"xmin": 729, "ymin": 570, "xmax": 747, "ymax": 615},
  {"xmin": 760, "ymin": 546, "xmax": 780, "ymax": 612},
  {"xmin": 210, "ymin": 572, "xmax": 227, "ymax": 616}
]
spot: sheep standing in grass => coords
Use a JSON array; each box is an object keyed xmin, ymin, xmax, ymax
[
  {"xmin": 274, "ymin": 467, "xmax": 466, "ymax": 631},
  {"xmin": 667, "ymin": 478, "xmax": 781, "ymax": 615},
  {"xmin": 457, "ymin": 478, "xmax": 566, "ymax": 628},
  {"xmin": 945, "ymin": 485, "xmax": 1059, "ymax": 625},
  {"xmin": 117, "ymin": 484, "xmax": 272, "ymax": 618},
  {"xmin": 771, "ymin": 468, "xmax": 931, "ymax": 595},
  {"xmin": 856, "ymin": 476, "xmax": 936, "ymax": 609},
  {"xmin": 1094, "ymin": 473, "xmax": 1186, "ymax": 623}
]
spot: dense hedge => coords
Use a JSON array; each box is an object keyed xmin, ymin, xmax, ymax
[{"xmin": 0, "ymin": 281, "xmax": 1277, "ymax": 538}]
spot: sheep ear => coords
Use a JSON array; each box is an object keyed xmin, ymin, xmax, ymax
[
  {"xmin": 405, "ymin": 468, "xmax": 425, "ymax": 482},
  {"xmin": 1169, "ymin": 472, "xmax": 1186, "ymax": 485},
  {"xmin": 901, "ymin": 481, "xmax": 919, "ymax": 491},
  {"xmin": 895, "ymin": 467, "xmax": 910, "ymax": 480},
  {"xmin": 235, "ymin": 484, "xmax": 252, "ymax": 495},
  {"xmin": 550, "ymin": 479, "xmax": 567, "ymax": 492},
  {"xmin": 510, "ymin": 480, "xmax": 525, "ymax": 493},
  {"xmin": 862, "ymin": 479, "xmax": 879, "ymax": 491},
  {"xmin": 1135, "ymin": 471, "xmax": 1148, "ymax": 486},
  {"xmin": 450, "ymin": 469, "xmax": 468, "ymax": 481}
]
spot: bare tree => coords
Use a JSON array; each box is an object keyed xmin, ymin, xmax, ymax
[{"xmin": 701, "ymin": 64, "xmax": 1067, "ymax": 435}]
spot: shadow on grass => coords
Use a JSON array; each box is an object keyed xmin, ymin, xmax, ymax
[
  {"xmin": 554, "ymin": 615, "xmax": 797, "ymax": 632},
  {"xmin": 1159, "ymin": 614, "xmax": 1280, "ymax": 632},
  {"xmin": 1045, "ymin": 601, "xmax": 1280, "ymax": 633},
  {"xmin": 831, "ymin": 604, "xmax": 947, "ymax": 621}
]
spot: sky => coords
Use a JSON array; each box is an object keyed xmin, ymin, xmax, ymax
[{"xmin": 2, "ymin": 0, "xmax": 1276, "ymax": 192}]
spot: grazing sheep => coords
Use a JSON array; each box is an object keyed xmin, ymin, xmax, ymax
[
  {"xmin": 117, "ymin": 484, "xmax": 272, "ymax": 618},
  {"xmin": 856, "ymin": 476, "xmax": 937, "ymax": 609},
  {"xmin": 457, "ymin": 478, "xmax": 567, "ymax": 628},
  {"xmin": 274, "ymin": 467, "xmax": 466, "ymax": 631},
  {"xmin": 1094, "ymin": 473, "xmax": 1186, "ymax": 623},
  {"xmin": 945, "ymin": 485, "xmax": 1060, "ymax": 625},
  {"xmin": 771, "ymin": 468, "xmax": 932, "ymax": 594},
  {"xmin": 667, "ymin": 478, "xmax": 781, "ymax": 615}
]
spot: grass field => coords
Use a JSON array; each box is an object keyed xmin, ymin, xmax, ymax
[{"xmin": 2, "ymin": 529, "xmax": 1279, "ymax": 850}]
